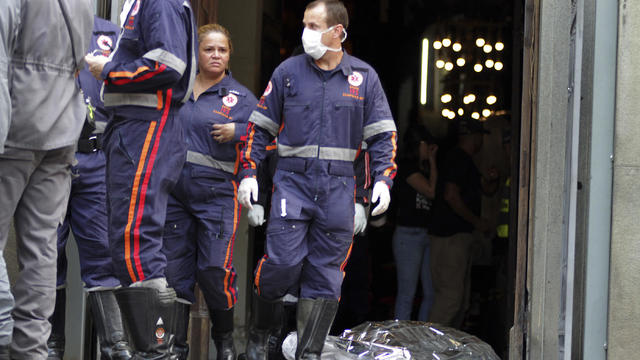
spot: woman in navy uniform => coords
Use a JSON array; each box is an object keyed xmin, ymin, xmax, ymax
[{"xmin": 162, "ymin": 24, "xmax": 257, "ymax": 360}]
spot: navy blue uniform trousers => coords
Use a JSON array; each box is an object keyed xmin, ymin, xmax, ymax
[
  {"xmin": 163, "ymin": 163, "xmax": 239, "ymax": 307},
  {"xmin": 254, "ymin": 158, "xmax": 355, "ymax": 301},
  {"xmin": 104, "ymin": 109, "xmax": 186, "ymax": 285},
  {"xmin": 56, "ymin": 151, "xmax": 120, "ymax": 289}
]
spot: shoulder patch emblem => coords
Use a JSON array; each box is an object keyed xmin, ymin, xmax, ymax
[
  {"xmin": 348, "ymin": 71, "xmax": 363, "ymax": 87},
  {"xmin": 262, "ymin": 81, "xmax": 273, "ymax": 97},
  {"xmin": 223, "ymin": 93, "xmax": 238, "ymax": 107},
  {"xmin": 131, "ymin": 0, "xmax": 141, "ymax": 16}
]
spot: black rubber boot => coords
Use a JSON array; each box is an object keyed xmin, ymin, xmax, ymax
[
  {"xmin": 244, "ymin": 291, "xmax": 283, "ymax": 360},
  {"xmin": 295, "ymin": 298, "xmax": 338, "ymax": 360},
  {"xmin": 115, "ymin": 287, "xmax": 177, "ymax": 359},
  {"xmin": 47, "ymin": 288, "xmax": 66, "ymax": 359},
  {"xmin": 211, "ymin": 308, "xmax": 236, "ymax": 360},
  {"xmin": 173, "ymin": 301, "xmax": 190, "ymax": 360},
  {"xmin": 268, "ymin": 301, "xmax": 296, "ymax": 360},
  {"xmin": 88, "ymin": 290, "xmax": 134, "ymax": 359}
]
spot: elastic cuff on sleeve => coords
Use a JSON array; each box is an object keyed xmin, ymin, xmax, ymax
[
  {"xmin": 239, "ymin": 169, "xmax": 257, "ymax": 180},
  {"xmin": 374, "ymin": 176, "xmax": 394, "ymax": 190},
  {"xmin": 233, "ymin": 122, "xmax": 246, "ymax": 142},
  {"xmin": 100, "ymin": 61, "xmax": 116, "ymax": 82}
]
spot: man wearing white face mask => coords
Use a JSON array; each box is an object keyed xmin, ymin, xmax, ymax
[{"xmin": 237, "ymin": 1, "xmax": 397, "ymax": 359}]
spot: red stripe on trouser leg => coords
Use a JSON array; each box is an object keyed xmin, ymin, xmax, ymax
[{"xmin": 131, "ymin": 89, "xmax": 173, "ymax": 281}]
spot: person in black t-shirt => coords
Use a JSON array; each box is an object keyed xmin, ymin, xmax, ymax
[
  {"xmin": 392, "ymin": 124, "xmax": 438, "ymax": 321},
  {"xmin": 428, "ymin": 119, "xmax": 499, "ymax": 328}
]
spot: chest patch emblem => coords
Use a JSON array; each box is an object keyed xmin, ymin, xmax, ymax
[
  {"xmin": 97, "ymin": 35, "xmax": 113, "ymax": 51},
  {"xmin": 348, "ymin": 72, "xmax": 363, "ymax": 87},
  {"xmin": 222, "ymin": 94, "xmax": 238, "ymax": 107}
]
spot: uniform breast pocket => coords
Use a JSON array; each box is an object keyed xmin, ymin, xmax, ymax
[
  {"xmin": 117, "ymin": 30, "xmax": 142, "ymax": 55},
  {"xmin": 332, "ymin": 101, "xmax": 364, "ymax": 143},
  {"xmin": 282, "ymin": 101, "xmax": 311, "ymax": 143}
]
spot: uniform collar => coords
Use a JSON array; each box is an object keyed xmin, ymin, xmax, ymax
[
  {"xmin": 337, "ymin": 51, "xmax": 354, "ymax": 76},
  {"xmin": 193, "ymin": 71, "xmax": 234, "ymax": 99},
  {"xmin": 305, "ymin": 51, "xmax": 353, "ymax": 77},
  {"xmin": 210, "ymin": 72, "xmax": 233, "ymax": 96}
]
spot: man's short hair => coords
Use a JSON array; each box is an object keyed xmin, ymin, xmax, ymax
[{"xmin": 306, "ymin": 0, "xmax": 349, "ymax": 29}]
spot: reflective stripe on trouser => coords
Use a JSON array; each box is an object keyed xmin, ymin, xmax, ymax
[
  {"xmin": 104, "ymin": 104, "xmax": 186, "ymax": 285},
  {"xmin": 56, "ymin": 151, "xmax": 120, "ymax": 288},
  {"xmin": 0, "ymin": 146, "xmax": 74, "ymax": 358},
  {"xmin": 253, "ymin": 160, "xmax": 355, "ymax": 301},
  {"xmin": 162, "ymin": 163, "xmax": 239, "ymax": 306}
]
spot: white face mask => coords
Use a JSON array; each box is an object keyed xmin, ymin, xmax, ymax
[{"xmin": 301, "ymin": 26, "xmax": 346, "ymax": 60}]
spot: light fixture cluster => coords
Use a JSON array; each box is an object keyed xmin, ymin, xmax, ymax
[
  {"xmin": 434, "ymin": 36, "xmax": 505, "ymax": 73},
  {"xmin": 440, "ymin": 92, "xmax": 499, "ymax": 121},
  {"xmin": 429, "ymin": 22, "xmax": 507, "ymax": 121}
]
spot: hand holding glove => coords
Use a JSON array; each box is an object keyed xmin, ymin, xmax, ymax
[
  {"xmin": 354, "ymin": 203, "xmax": 367, "ymax": 235},
  {"xmin": 247, "ymin": 204, "xmax": 265, "ymax": 227},
  {"xmin": 84, "ymin": 53, "xmax": 109, "ymax": 81},
  {"xmin": 370, "ymin": 181, "xmax": 390, "ymax": 216},
  {"xmin": 238, "ymin": 177, "xmax": 258, "ymax": 209}
]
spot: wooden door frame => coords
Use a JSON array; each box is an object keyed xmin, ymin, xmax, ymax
[
  {"xmin": 510, "ymin": 0, "xmax": 540, "ymax": 358},
  {"xmin": 192, "ymin": 0, "xmax": 218, "ymax": 26}
]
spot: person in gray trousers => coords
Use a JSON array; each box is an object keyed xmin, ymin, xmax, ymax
[
  {"xmin": 0, "ymin": 1, "xmax": 93, "ymax": 358},
  {"xmin": 0, "ymin": 1, "xmax": 20, "ymax": 356}
]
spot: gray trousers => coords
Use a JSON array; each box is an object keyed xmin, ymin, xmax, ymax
[
  {"xmin": 0, "ymin": 146, "xmax": 73, "ymax": 359},
  {"xmin": 428, "ymin": 232, "xmax": 474, "ymax": 328}
]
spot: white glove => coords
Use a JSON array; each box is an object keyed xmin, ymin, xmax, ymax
[
  {"xmin": 370, "ymin": 181, "xmax": 390, "ymax": 216},
  {"xmin": 354, "ymin": 203, "xmax": 367, "ymax": 235},
  {"xmin": 247, "ymin": 204, "xmax": 265, "ymax": 227},
  {"xmin": 238, "ymin": 177, "xmax": 258, "ymax": 209}
]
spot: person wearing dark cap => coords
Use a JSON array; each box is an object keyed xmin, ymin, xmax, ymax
[
  {"xmin": 428, "ymin": 118, "xmax": 499, "ymax": 329},
  {"xmin": 392, "ymin": 123, "xmax": 438, "ymax": 322}
]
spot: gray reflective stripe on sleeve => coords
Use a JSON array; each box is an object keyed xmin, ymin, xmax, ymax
[
  {"xmin": 186, "ymin": 151, "xmax": 236, "ymax": 173},
  {"xmin": 143, "ymin": 49, "xmax": 186, "ymax": 75},
  {"xmin": 319, "ymin": 147, "xmax": 358, "ymax": 161},
  {"xmin": 363, "ymin": 119, "xmax": 397, "ymax": 140},
  {"xmin": 277, "ymin": 144, "xmax": 319, "ymax": 158},
  {"xmin": 248, "ymin": 111, "xmax": 279, "ymax": 136},
  {"xmin": 104, "ymin": 93, "xmax": 159, "ymax": 108}
]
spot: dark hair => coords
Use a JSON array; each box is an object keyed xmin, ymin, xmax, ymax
[
  {"xmin": 198, "ymin": 23, "xmax": 233, "ymax": 54},
  {"xmin": 399, "ymin": 124, "xmax": 434, "ymax": 161},
  {"xmin": 306, "ymin": 0, "xmax": 349, "ymax": 29}
]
